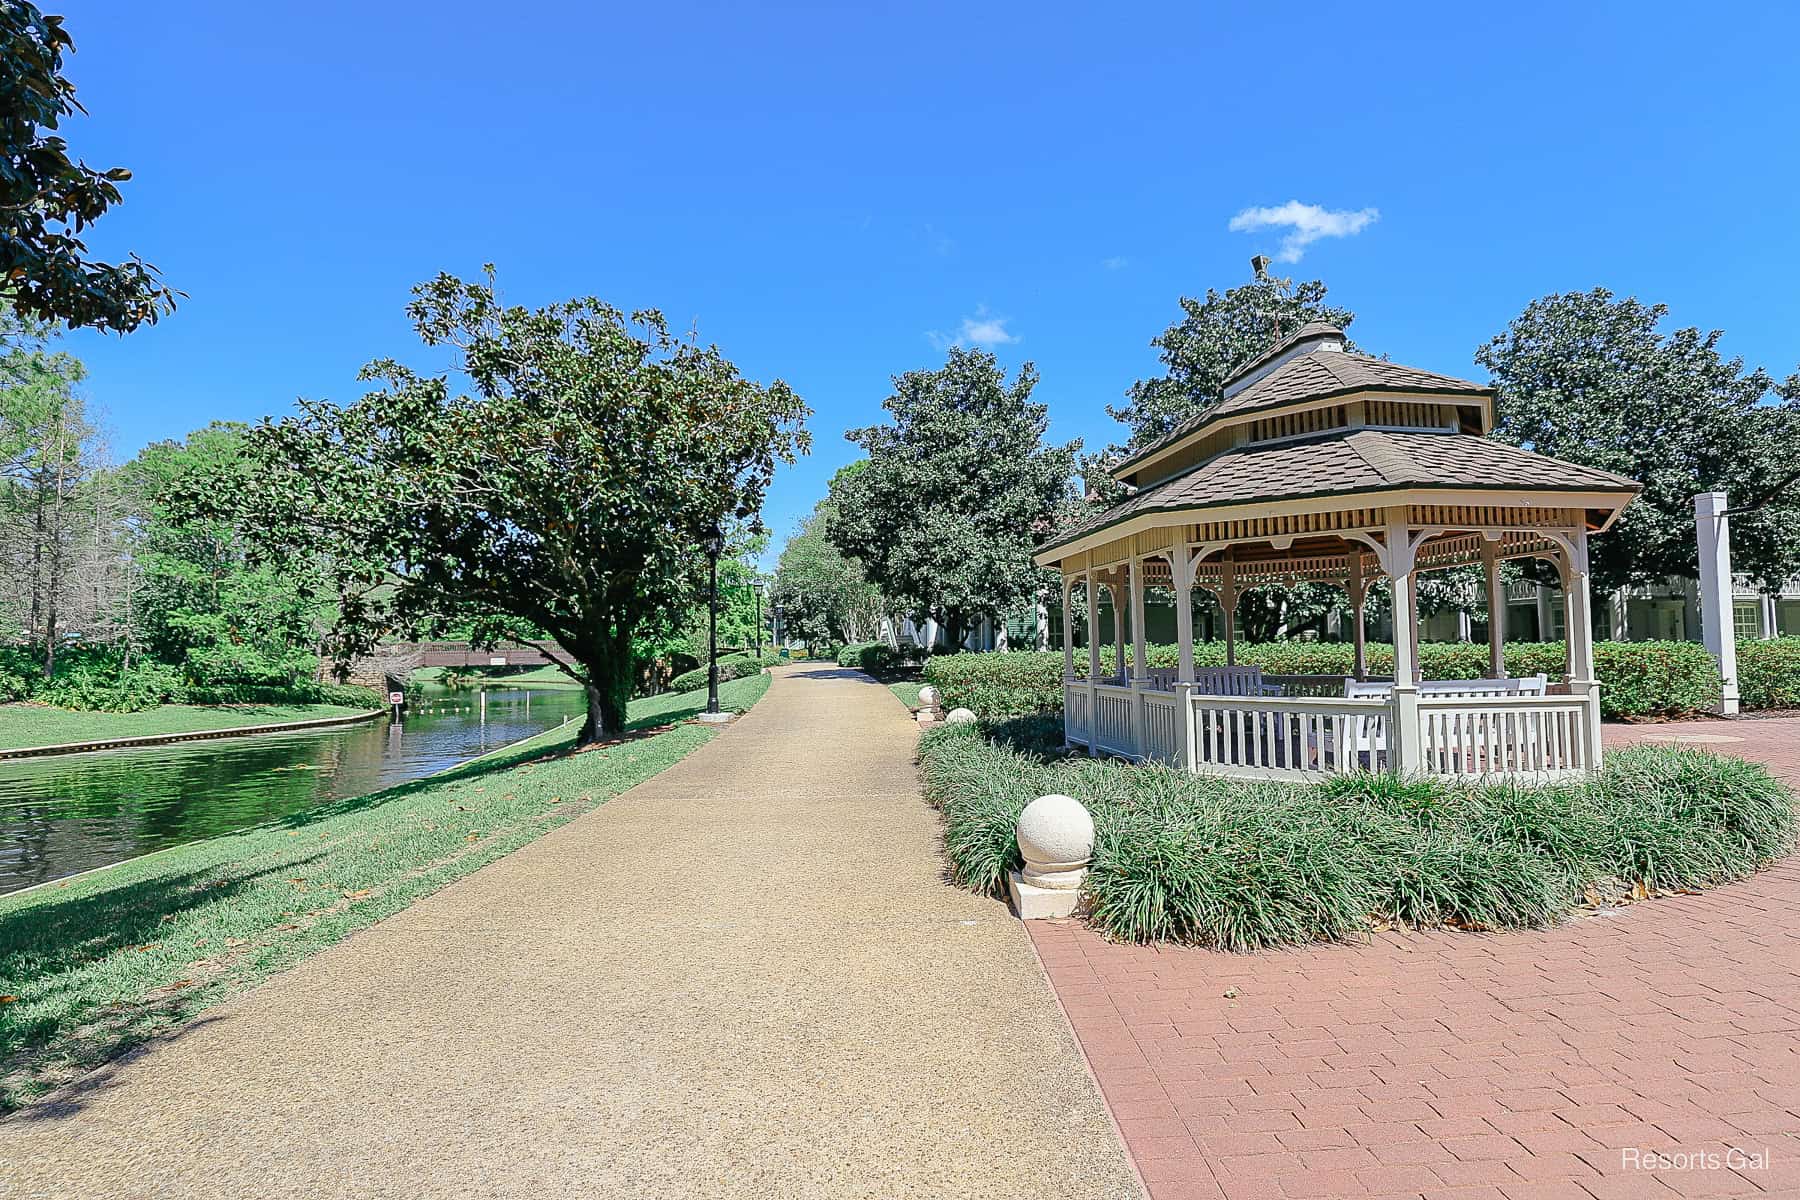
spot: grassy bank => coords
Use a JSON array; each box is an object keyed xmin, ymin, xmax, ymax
[
  {"xmin": 919, "ymin": 718, "xmax": 1797, "ymax": 951},
  {"xmin": 0, "ymin": 672, "xmax": 769, "ymax": 1111},
  {"xmin": 0, "ymin": 702, "xmax": 376, "ymax": 753}
]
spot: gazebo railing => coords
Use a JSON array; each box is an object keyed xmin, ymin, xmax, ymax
[
  {"xmin": 1062, "ymin": 677, "xmax": 1600, "ymax": 782},
  {"xmin": 1416, "ymin": 694, "xmax": 1591, "ymax": 779}
]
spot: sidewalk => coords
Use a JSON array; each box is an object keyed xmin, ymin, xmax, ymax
[
  {"xmin": 0, "ymin": 665, "xmax": 1140, "ymax": 1200},
  {"xmin": 1031, "ymin": 716, "xmax": 1800, "ymax": 1200}
]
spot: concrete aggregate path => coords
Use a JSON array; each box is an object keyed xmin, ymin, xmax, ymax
[{"xmin": 0, "ymin": 665, "xmax": 1141, "ymax": 1200}]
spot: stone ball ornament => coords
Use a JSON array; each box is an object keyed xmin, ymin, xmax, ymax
[
  {"xmin": 1015, "ymin": 793, "xmax": 1095, "ymax": 890},
  {"xmin": 943, "ymin": 707, "xmax": 976, "ymax": 726},
  {"xmin": 918, "ymin": 684, "xmax": 940, "ymax": 708}
]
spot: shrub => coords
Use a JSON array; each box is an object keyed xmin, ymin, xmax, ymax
[
  {"xmin": 922, "ymin": 640, "xmax": 1723, "ymax": 719},
  {"xmin": 916, "ymin": 725, "xmax": 1796, "ymax": 950},
  {"xmin": 1738, "ymin": 637, "xmax": 1800, "ymax": 710},
  {"xmin": 666, "ymin": 652, "xmax": 778, "ymax": 693},
  {"xmin": 836, "ymin": 642, "xmax": 896, "ymax": 673}
]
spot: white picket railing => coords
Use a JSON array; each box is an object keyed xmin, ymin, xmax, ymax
[
  {"xmin": 1061, "ymin": 677, "xmax": 1601, "ymax": 783},
  {"xmin": 1064, "ymin": 680, "xmax": 1090, "ymax": 747},
  {"xmin": 1140, "ymin": 690, "xmax": 1183, "ymax": 764},
  {"xmin": 1190, "ymin": 695, "xmax": 1389, "ymax": 780},
  {"xmin": 1416, "ymin": 694, "xmax": 1592, "ymax": 780},
  {"xmin": 1092, "ymin": 684, "xmax": 1138, "ymax": 757}
]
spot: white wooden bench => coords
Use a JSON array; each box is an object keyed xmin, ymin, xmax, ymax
[
  {"xmin": 1333, "ymin": 675, "xmax": 1550, "ymax": 761},
  {"xmin": 1146, "ymin": 665, "xmax": 1284, "ymax": 696}
]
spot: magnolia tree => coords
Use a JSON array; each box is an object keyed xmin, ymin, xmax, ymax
[
  {"xmin": 1480, "ymin": 289, "xmax": 1800, "ymax": 595},
  {"xmin": 828, "ymin": 348, "xmax": 1077, "ymax": 648},
  {"xmin": 209, "ymin": 270, "xmax": 809, "ymax": 744},
  {"xmin": 1, "ymin": 4, "xmax": 176, "ymax": 332}
]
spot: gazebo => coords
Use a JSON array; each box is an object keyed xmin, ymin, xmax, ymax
[{"xmin": 1035, "ymin": 320, "xmax": 1640, "ymax": 781}]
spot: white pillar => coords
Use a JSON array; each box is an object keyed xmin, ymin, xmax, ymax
[
  {"xmin": 1384, "ymin": 514, "xmax": 1421, "ymax": 775},
  {"xmin": 1061, "ymin": 577, "xmax": 1074, "ymax": 678},
  {"xmin": 1173, "ymin": 552, "xmax": 1196, "ymax": 684},
  {"xmin": 1562, "ymin": 529, "xmax": 1604, "ymax": 769},
  {"xmin": 1111, "ymin": 575, "xmax": 1126, "ymax": 682},
  {"xmin": 1084, "ymin": 571, "xmax": 1100, "ymax": 680},
  {"xmin": 1695, "ymin": 492, "xmax": 1741, "ymax": 714},
  {"xmin": 1221, "ymin": 558, "xmax": 1238, "ymax": 667},
  {"xmin": 1037, "ymin": 601, "xmax": 1050, "ymax": 651},
  {"xmin": 1481, "ymin": 540, "xmax": 1507, "ymax": 679},
  {"xmin": 1456, "ymin": 609, "xmax": 1472, "ymax": 644},
  {"xmin": 1348, "ymin": 550, "xmax": 1367, "ymax": 681},
  {"xmin": 1762, "ymin": 594, "xmax": 1778, "ymax": 640},
  {"xmin": 1129, "ymin": 557, "xmax": 1148, "ymax": 682}
]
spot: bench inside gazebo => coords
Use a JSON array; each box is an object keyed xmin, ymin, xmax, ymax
[{"xmin": 1037, "ymin": 320, "xmax": 1640, "ymax": 783}]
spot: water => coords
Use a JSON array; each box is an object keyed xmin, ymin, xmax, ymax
[{"xmin": 0, "ymin": 684, "xmax": 588, "ymax": 895}]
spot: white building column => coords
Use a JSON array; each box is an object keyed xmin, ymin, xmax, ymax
[
  {"xmin": 1084, "ymin": 569, "xmax": 1100, "ymax": 756},
  {"xmin": 1347, "ymin": 550, "xmax": 1368, "ymax": 681},
  {"xmin": 1694, "ymin": 492, "xmax": 1741, "ymax": 714},
  {"xmin": 1110, "ymin": 573, "xmax": 1127, "ymax": 682}
]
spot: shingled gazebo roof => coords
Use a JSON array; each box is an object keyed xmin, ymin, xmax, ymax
[{"xmin": 1037, "ymin": 322, "xmax": 1638, "ymax": 567}]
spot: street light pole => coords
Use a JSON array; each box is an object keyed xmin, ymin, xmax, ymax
[
  {"xmin": 752, "ymin": 578, "xmax": 764, "ymax": 658},
  {"xmin": 704, "ymin": 526, "xmax": 722, "ymax": 715}
]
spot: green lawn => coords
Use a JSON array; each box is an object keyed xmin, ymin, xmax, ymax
[
  {"xmin": 888, "ymin": 681, "xmax": 924, "ymax": 709},
  {"xmin": 0, "ymin": 702, "xmax": 376, "ymax": 753},
  {"xmin": 0, "ymin": 672, "xmax": 769, "ymax": 1111}
]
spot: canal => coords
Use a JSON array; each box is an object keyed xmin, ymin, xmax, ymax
[{"xmin": 0, "ymin": 684, "xmax": 588, "ymax": 895}]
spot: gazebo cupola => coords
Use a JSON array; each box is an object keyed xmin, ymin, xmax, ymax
[{"xmin": 1035, "ymin": 317, "xmax": 1641, "ymax": 782}]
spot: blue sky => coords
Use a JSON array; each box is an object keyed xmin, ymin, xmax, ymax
[{"xmin": 56, "ymin": 1, "xmax": 1800, "ymax": 567}]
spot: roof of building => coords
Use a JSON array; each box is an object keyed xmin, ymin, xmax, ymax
[
  {"xmin": 1112, "ymin": 327, "xmax": 1496, "ymax": 480},
  {"xmin": 1040, "ymin": 428, "xmax": 1640, "ymax": 557}
]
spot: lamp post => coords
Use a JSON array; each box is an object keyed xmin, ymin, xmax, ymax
[
  {"xmin": 703, "ymin": 525, "xmax": 723, "ymax": 715},
  {"xmin": 751, "ymin": 577, "xmax": 766, "ymax": 658}
]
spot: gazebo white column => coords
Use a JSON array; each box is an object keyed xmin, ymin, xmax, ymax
[
  {"xmin": 1061, "ymin": 574, "xmax": 1074, "ymax": 678},
  {"xmin": 1347, "ymin": 551, "xmax": 1368, "ymax": 681},
  {"xmin": 1084, "ymin": 568, "xmax": 1099, "ymax": 757},
  {"xmin": 1561, "ymin": 529, "xmax": 1604, "ymax": 768},
  {"xmin": 1382, "ymin": 513, "xmax": 1423, "ymax": 774},
  {"xmin": 1109, "ymin": 572, "xmax": 1127, "ymax": 682},
  {"xmin": 1171, "ymin": 548, "xmax": 1199, "ymax": 772},
  {"xmin": 1481, "ymin": 539, "xmax": 1507, "ymax": 679},
  {"xmin": 1221, "ymin": 555, "xmax": 1239, "ymax": 667},
  {"xmin": 1129, "ymin": 557, "xmax": 1148, "ymax": 682}
]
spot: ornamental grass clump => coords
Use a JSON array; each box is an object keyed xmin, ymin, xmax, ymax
[{"xmin": 916, "ymin": 724, "xmax": 1797, "ymax": 951}]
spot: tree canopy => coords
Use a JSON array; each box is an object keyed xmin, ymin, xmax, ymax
[
  {"xmin": 1479, "ymin": 288, "xmax": 1800, "ymax": 594},
  {"xmin": 1112, "ymin": 271, "xmax": 1356, "ymax": 450},
  {"xmin": 1, "ymin": 3, "xmax": 176, "ymax": 332},
  {"xmin": 207, "ymin": 269, "xmax": 809, "ymax": 743},
  {"xmin": 827, "ymin": 348, "xmax": 1076, "ymax": 647},
  {"xmin": 772, "ymin": 465, "xmax": 886, "ymax": 651}
]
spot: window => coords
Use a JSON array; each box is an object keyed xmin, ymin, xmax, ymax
[{"xmin": 1733, "ymin": 601, "xmax": 1764, "ymax": 640}]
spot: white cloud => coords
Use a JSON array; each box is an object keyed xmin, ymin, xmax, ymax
[
  {"xmin": 926, "ymin": 305, "xmax": 1019, "ymax": 350},
  {"xmin": 1101, "ymin": 255, "xmax": 1129, "ymax": 270},
  {"xmin": 1228, "ymin": 200, "xmax": 1379, "ymax": 263}
]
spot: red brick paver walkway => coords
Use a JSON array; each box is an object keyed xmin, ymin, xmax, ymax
[{"xmin": 1033, "ymin": 717, "xmax": 1800, "ymax": 1200}]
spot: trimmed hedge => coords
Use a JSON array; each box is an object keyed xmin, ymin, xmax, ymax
[
  {"xmin": 836, "ymin": 642, "xmax": 897, "ymax": 673},
  {"xmin": 1739, "ymin": 637, "xmax": 1800, "ymax": 711},
  {"xmin": 922, "ymin": 640, "xmax": 1725, "ymax": 721},
  {"xmin": 917, "ymin": 720, "xmax": 1797, "ymax": 949},
  {"xmin": 667, "ymin": 653, "xmax": 779, "ymax": 693}
]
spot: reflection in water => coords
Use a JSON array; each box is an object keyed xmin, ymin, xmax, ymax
[{"xmin": 0, "ymin": 685, "xmax": 587, "ymax": 894}]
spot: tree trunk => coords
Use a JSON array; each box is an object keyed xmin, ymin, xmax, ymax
[{"xmin": 576, "ymin": 648, "xmax": 634, "ymax": 745}]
